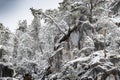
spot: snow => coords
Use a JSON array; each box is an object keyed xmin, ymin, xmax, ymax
[
  {"xmin": 0, "ymin": 0, "xmax": 120, "ymax": 80},
  {"xmin": 0, "ymin": 45, "xmax": 2, "ymax": 48},
  {"xmin": 110, "ymin": 17, "xmax": 120, "ymax": 23},
  {"xmin": 67, "ymin": 56, "xmax": 90, "ymax": 64}
]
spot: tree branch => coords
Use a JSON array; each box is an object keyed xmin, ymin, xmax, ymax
[{"xmin": 42, "ymin": 13, "xmax": 66, "ymax": 35}]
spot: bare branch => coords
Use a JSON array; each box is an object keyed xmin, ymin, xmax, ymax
[{"xmin": 41, "ymin": 13, "xmax": 66, "ymax": 35}]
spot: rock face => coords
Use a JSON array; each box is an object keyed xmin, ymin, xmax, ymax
[
  {"xmin": 0, "ymin": 63, "xmax": 14, "ymax": 77},
  {"xmin": 0, "ymin": 0, "xmax": 120, "ymax": 80}
]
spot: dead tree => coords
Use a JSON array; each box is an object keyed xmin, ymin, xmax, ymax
[{"xmin": 30, "ymin": 8, "xmax": 44, "ymax": 54}]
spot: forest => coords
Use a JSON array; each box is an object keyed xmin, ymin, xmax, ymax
[{"xmin": 0, "ymin": 0, "xmax": 120, "ymax": 80}]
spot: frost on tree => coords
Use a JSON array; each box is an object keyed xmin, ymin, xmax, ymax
[{"xmin": 0, "ymin": 0, "xmax": 120, "ymax": 80}]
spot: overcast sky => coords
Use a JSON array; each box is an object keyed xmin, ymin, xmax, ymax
[{"xmin": 0, "ymin": 0, "xmax": 62, "ymax": 32}]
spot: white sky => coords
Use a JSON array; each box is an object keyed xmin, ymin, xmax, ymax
[{"xmin": 0, "ymin": 0, "xmax": 63, "ymax": 32}]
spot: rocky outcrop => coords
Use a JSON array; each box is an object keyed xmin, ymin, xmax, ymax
[{"xmin": 49, "ymin": 51, "xmax": 120, "ymax": 80}]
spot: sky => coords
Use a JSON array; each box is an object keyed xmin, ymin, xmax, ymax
[{"xmin": 0, "ymin": 0, "xmax": 63, "ymax": 32}]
